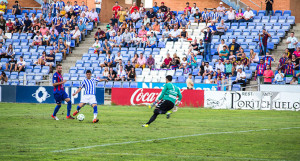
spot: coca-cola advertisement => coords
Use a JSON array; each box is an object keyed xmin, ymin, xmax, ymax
[{"xmin": 111, "ymin": 88, "xmax": 204, "ymax": 107}]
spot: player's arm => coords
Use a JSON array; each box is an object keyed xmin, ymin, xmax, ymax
[
  {"xmin": 157, "ymin": 85, "xmax": 167, "ymax": 101},
  {"xmin": 72, "ymin": 87, "xmax": 82, "ymax": 96},
  {"xmin": 97, "ymin": 77, "xmax": 108, "ymax": 82},
  {"xmin": 52, "ymin": 75, "xmax": 67, "ymax": 86},
  {"xmin": 177, "ymin": 88, "xmax": 182, "ymax": 102}
]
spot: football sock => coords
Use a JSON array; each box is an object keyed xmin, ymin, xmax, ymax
[
  {"xmin": 66, "ymin": 101, "xmax": 72, "ymax": 117},
  {"xmin": 77, "ymin": 106, "xmax": 81, "ymax": 111},
  {"xmin": 53, "ymin": 105, "xmax": 61, "ymax": 116},
  {"xmin": 146, "ymin": 113, "xmax": 158, "ymax": 125},
  {"xmin": 166, "ymin": 111, "xmax": 172, "ymax": 115},
  {"xmin": 93, "ymin": 106, "xmax": 98, "ymax": 119}
]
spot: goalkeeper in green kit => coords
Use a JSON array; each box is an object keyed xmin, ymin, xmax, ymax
[{"xmin": 142, "ymin": 75, "xmax": 182, "ymax": 127}]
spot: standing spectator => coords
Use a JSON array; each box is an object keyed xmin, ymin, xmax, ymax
[
  {"xmin": 0, "ymin": 1, "xmax": 6, "ymax": 15},
  {"xmin": 153, "ymin": 2, "xmax": 159, "ymax": 13},
  {"xmin": 286, "ymin": 32, "xmax": 298, "ymax": 55},
  {"xmin": 161, "ymin": 53, "xmax": 172, "ymax": 68},
  {"xmin": 184, "ymin": 2, "xmax": 191, "ymax": 17},
  {"xmin": 71, "ymin": 26, "xmax": 81, "ymax": 47},
  {"xmin": 274, "ymin": 70, "xmax": 285, "ymax": 84},
  {"xmin": 210, "ymin": 8, "xmax": 219, "ymax": 23},
  {"xmin": 263, "ymin": 65, "xmax": 274, "ymax": 84},
  {"xmin": 12, "ymin": 1, "xmax": 21, "ymax": 15},
  {"xmin": 265, "ymin": 0, "xmax": 273, "ymax": 16},
  {"xmin": 186, "ymin": 74, "xmax": 194, "ymax": 89},
  {"xmin": 136, "ymin": 53, "xmax": 146, "ymax": 68},
  {"xmin": 215, "ymin": 19, "xmax": 227, "ymax": 36},
  {"xmin": 255, "ymin": 59, "xmax": 267, "ymax": 84},
  {"xmin": 146, "ymin": 54, "xmax": 155, "ymax": 69},
  {"xmin": 285, "ymin": 59, "xmax": 294, "ymax": 78},
  {"xmin": 78, "ymin": 20, "xmax": 86, "ymax": 41},
  {"xmin": 45, "ymin": 50, "xmax": 55, "ymax": 72},
  {"xmin": 159, "ymin": 2, "xmax": 167, "ymax": 13},
  {"xmin": 41, "ymin": 0, "xmax": 50, "ymax": 18},
  {"xmin": 16, "ymin": 56, "xmax": 26, "ymax": 72},
  {"xmin": 167, "ymin": 26, "xmax": 180, "ymax": 42},
  {"xmin": 217, "ymin": 2, "xmax": 226, "ymax": 17},
  {"xmin": 259, "ymin": 29, "xmax": 271, "ymax": 56},
  {"xmin": 0, "ymin": 14, "xmax": 6, "ymax": 32},
  {"xmin": 225, "ymin": 7, "xmax": 236, "ymax": 23},
  {"xmin": 129, "ymin": 2, "xmax": 139, "ymax": 14},
  {"xmin": 232, "ymin": 68, "xmax": 246, "ymax": 90},
  {"xmin": 6, "ymin": 57, "xmax": 17, "ymax": 72},
  {"xmin": 95, "ymin": 0, "xmax": 102, "ymax": 18},
  {"xmin": 262, "ymin": 52, "xmax": 275, "ymax": 68},
  {"xmin": 191, "ymin": 3, "xmax": 199, "ymax": 15},
  {"xmin": 117, "ymin": 7, "xmax": 127, "ymax": 25},
  {"xmin": 201, "ymin": 27, "xmax": 212, "ymax": 62},
  {"xmin": 0, "ymin": 71, "xmax": 8, "ymax": 85},
  {"xmin": 243, "ymin": 6, "xmax": 254, "ymax": 22},
  {"xmin": 228, "ymin": 38, "xmax": 240, "ymax": 55}
]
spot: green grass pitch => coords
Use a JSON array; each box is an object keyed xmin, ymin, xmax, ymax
[{"xmin": 0, "ymin": 103, "xmax": 300, "ymax": 161}]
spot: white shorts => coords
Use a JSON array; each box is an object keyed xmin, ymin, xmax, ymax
[
  {"xmin": 80, "ymin": 95, "xmax": 97, "ymax": 105},
  {"xmin": 66, "ymin": 42, "xmax": 71, "ymax": 46}
]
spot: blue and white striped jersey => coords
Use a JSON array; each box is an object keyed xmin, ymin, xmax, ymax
[{"xmin": 81, "ymin": 78, "xmax": 98, "ymax": 95}]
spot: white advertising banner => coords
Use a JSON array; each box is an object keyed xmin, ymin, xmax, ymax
[
  {"xmin": 260, "ymin": 85, "xmax": 300, "ymax": 92},
  {"xmin": 204, "ymin": 91, "xmax": 231, "ymax": 109}
]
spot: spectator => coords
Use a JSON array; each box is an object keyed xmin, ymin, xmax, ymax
[
  {"xmin": 159, "ymin": 2, "xmax": 167, "ymax": 13},
  {"xmin": 117, "ymin": 7, "xmax": 127, "ymax": 26},
  {"xmin": 262, "ymin": 52, "xmax": 275, "ymax": 68},
  {"xmin": 73, "ymin": 1, "xmax": 81, "ymax": 15},
  {"xmin": 78, "ymin": 20, "xmax": 86, "ymax": 41},
  {"xmin": 127, "ymin": 68, "xmax": 136, "ymax": 81},
  {"xmin": 290, "ymin": 77, "xmax": 298, "ymax": 85},
  {"xmin": 225, "ymin": 7, "xmax": 236, "ymax": 23},
  {"xmin": 139, "ymin": 3, "xmax": 146, "ymax": 18},
  {"xmin": 170, "ymin": 15, "xmax": 179, "ymax": 29},
  {"xmin": 179, "ymin": 14, "xmax": 190, "ymax": 29},
  {"xmin": 131, "ymin": 53, "xmax": 138, "ymax": 67},
  {"xmin": 186, "ymin": 74, "xmax": 194, "ymax": 89},
  {"xmin": 197, "ymin": 62, "xmax": 205, "ymax": 76},
  {"xmin": 243, "ymin": 6, "xmax": 254, "ymax": 22},
  {"xmin": 80, "ymin": 1, "xmax": 88, "ymax": 11},
  {"xmin": 160, "ymin": 26, "xmax": 169, "ymax": 43},
  {"xmin": 159, "ymin": 53, "xmax": 173, "ymax": 69},
  {"xmin": 94, "ymin": 28, "xmax": 105, "ymax": 41},
  {"xmin": 201, "ymin": 27, "xmax": 212, "ymax": 62},
  {"xmin": 265, "ymin": 0, "xmax": 273, "ymax": 16},
  {"xmin": 217, "ymin": 2, "xmax": 226, "ymax": 17},
  {"xmin": 235, "ymin": 60, "xmax": 244, "ymax": 72},
  {"xmin": 255, "ymin": 59, "xmax": 267, "ymax": 84},
  {"xmin": 152, "ymin": 21, "xmax": 160, "ymax": 35},
  {"xmin": 235, "ymin": 9, "xmax": 243, "ymax": 23},
  {"xmin": 146, "ymin": 32, "xmax": 156, "ymax": 48},
  {"xmin": 0, "ymin": 71, "xmax": 8, "ymax": 85},
  {"xmin": 45, "ymin": 50, "xmax": 55, "ymax": 72},
  {"xmin": 215, "ymin": 59, "xmax": 225, "ymax": 72},
  {"xmin": 170, "ymin": 53, "xmax": 180, "ymax": 70},
  {"xmin": 187, "ymin": 52, "xmax": 197, "ymax": 69},
  {"xmin": 129, "ymin": 2, "xmax": 139, "ymax": 14},
  {"xmin": 241, "ymin": 53, "xmax": 249, "ymax": 67},
  {"xmin": 204, "ymin": 74, "xmax": 214, "ymax": 84},
  {"xmin": 114, "ymin": 52, "xmax": 123, "ymax": 65},
  {"xmin": 107, "ymin": 67, "xmax": 117, "ymax": 81},
  {"xmin": 219, "ymin": 45, "xmax": 229, "ymax": 60},
  {"xmin": 168, "ymin": 26, "xmax": 180, "ymax": 42},
  {"xmin": 40, "ymin": 24, "xmax": 49, "ymax": 36},
  {"xmin": 232, "ymin": 68, "xmax": 246, "ymax": 90},
  {"xmin": 208, "ymin": 21, "xmax": 217, "ymax": 34},
  {"xmin": 115, "ymin": 65, "xmax": 126, "ymax": 81},
  {"xmin": 92, "ymin": 39, "xmax": 101, "ymax": 54},
  {"xmin": 277, "ymin": 53, "xmax": 288, "ymax": 71},
  {"xmin": 203, "ymin": 62, "xmax": 214, "ymax": 77},
  {"xmin": 156, "ymin": 9, "xmax": 164, "ymax": 22},
  {"xmin": 6, "ymin": 44, "xmax": 15, "ymax": 58},
  {"xmin": 131, "ymin": 9, "xmax": 140, "ymax": 23},
  {"xmin": 228, "ymin": 38, "xmax": 240, "ymax": 55},
  {"xmin": 293, "ymin": 46, "xmax": 300, "ymax": 58},
  {"xmin": 263, "ymin": 65, "xmax": 274, "ymax": 84},
  {"xmin": 193, "ymin": 9, "xmax": 202, "ymax": 24},
  {"xmin": 49, "ymin": 30, "xmax": 57, "ymax": 45},
  {"xmin": 65, "ymin": 30, "xmax": 72, "ymax": 52},
  {"xmin": 259, "ymin": 29, "xmax": 271, "ymax": 56},
  {"xmin": 102, "ymin": 67, "xmax": 109, "ymax": 79},
  {"xmin": 202, "ymin": 8, "xmax": 210, "ymax": 25},
  {"xmin": 131, "ymin": 33, "xmax": 141, "ymax": 47},
  {"xmin": 136, "ymin": 53, "xmax": 146, "ymax": 68},
  {"xmin": 16, "ymin": 56, "xmax": 26, "ymax": 72},
  {"xmin": 65, "ymin": 1, "xmax": 72, "ymax": 12},
  {"xmin": 210, "ymin": 8, "xmax": 219, "ymax": 23},
  {"xmin": 295, "ymin": 72, "xmax": 300, "ymax": 84},
  {"xmin": 138, "ymin": 25, "xmax": 147, "ymax": 38},
  {"xmin": 14, "ymin": 18, "xmax": 23, "ymax": 33},
  {"xmin": 0, "ymin": 43, "xmax": 6, "ymax": 58},
  {"xmin": 5, "ymin": 57, "xmax": 17, "ymax": 72},
  {"xmin": 191, "ymin": 3, "xmax": 199, "ymax": 15},
  {"xmin": 250, "ymin": 49, "xmax": 259, "ymax": 63},
  {"xmin": 179, "ymin": 57, "xmax": 188, "ymax": 69},
  {"xmin": 35, "ymin": 51, "xmax": 46, "ymax": 66},
  {"xmin": 274, "ymin": 70, "xmax": 285, "ymax": 84},
  {"xmin": 153, "ymin": 2, "xmax": 159, "ymax": 13},
  {"xmin": 0, "ymin": 15, "xmax": 5, "ymax": 32},
  {"xmin": 0, "ymin": 29, "xmax": 5, "ymax": 44},
  {"xmin": 6, "ymin": 19, "xmax": 14, "ymax": 33},
  {"xmin": 31, "ymin": 31, "xmax": 43, "ymax": 46},
  {"xmin": 189, "ymin": 39, "xmax": 199, "ymax": 54},
  {"xmin": 286, "ymin": 32, "xmax": 298, "ymax": 55},
  {"xmin": 164, "ymin": 8, "xmax": 173, "ymax": 21},
  {"xmin": 214, "ymin": 68, "xmax": 225, "ymax": 79},
  {"xmin": 184, "ymin": 2, "xmax": 191, "ymax": 16},
  {"xmin": 58, "ymin": 38, "xmax": 67, "ymax": 59},
  {"xmin": 0, "ymin": 1, "xmax": 6, "ymax": 15},
  {"xmin": 285, "ymin": 59, "xmax": 294, "ymax": 78},
  {"xmin": 179, "ymin": 27, "xmax": 188, "ymax": 42},
  {"xmin": 146, "ymin": 54, "xmax": 155, "ymax": 69},
  {"xmin": 12, "ymin": 1, "xmax": 21, "ymax": 15},
  {"xmin": 125, "ymin": 61, "xmax": 133, "ymax": 73},
  {"xmin": 215, "ymin": 19, "xmax": 227, "ymax": 36},
  {"xmin": 198, "ymin": 39, "xmax": 204, "ymax": 55},
  {"xmin": 225, "ymin": 59, "xmax": 234, "ymax": 77},
  {"xmin": 71, "ymin": 26, "xmax": 81, "ymax": 47},
  {"xmin": 100, "ymin": 52, "xmax": 114, "ymax": 68}
]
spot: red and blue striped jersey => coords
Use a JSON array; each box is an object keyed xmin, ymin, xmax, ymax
[
  {"xmin": 279, "ymin": 57, "xmax": 287, "ymax": 66},
  {"xmin": 256, "ymin": 64, "xmax": 266, "ymax": 76},
  {"xmin": 285, "ymin": 64, "xmax": 294, "ymax": 75},
  {"xmin": 262, "ymin": 56, "xmax": 274, "ymax": 67},
  {"xmin": 53, "ymin": 72, "xmax": 64, "ymax": 93}
]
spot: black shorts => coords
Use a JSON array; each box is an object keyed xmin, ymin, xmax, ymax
[{"xmin": 156, "ymin": 100, "xmax": 174, "ymax": 113}]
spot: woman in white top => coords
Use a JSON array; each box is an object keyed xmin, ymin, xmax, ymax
[
  {"xmin": 102, "ymin": 67, "xmax": 109, "ymax": 78},
  {"xmin": 205, "ymin": 75, "xmax": 214, "ymax": 84},
  {"xmin": 159, "ymin": 26, "xmax": 170, "ymax": 43},
  {"xmin": 30, "ymin": 13, "xmax": 37, "ymax": 22},
  {"xmin": 93, "ymin": 39, "xmax": 101, "ymax": 54},
  {"xmin": 249, "ymin": 49, "xmax": 259, "ymax": 63},
  {"xmin": 217, "ymin": 39, "xmax": 228, "ymax": 54},
  {"xmin": 143, "ymin": 15, "xmax": 150, "ymax": 26},
  {"xmin": 179, "ymin": 57, "xmax": 188, "ymax": 69},
  {"xmin": 6, "ymin": 44, "xmax": 15, "ymax": 58}
]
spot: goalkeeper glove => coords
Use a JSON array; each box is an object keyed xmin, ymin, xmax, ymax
[
  {"xmin": 149, "ymin": 101, "xmax": 157, "ymax": 109},
  {"xmin": 175, "ymin": 101, "xmax": 181, "ymax": 106}
]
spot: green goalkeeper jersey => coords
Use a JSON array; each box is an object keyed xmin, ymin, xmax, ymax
[{"xmin": 158, "ymin": 83, "xmax": 182, "ymax": 104}]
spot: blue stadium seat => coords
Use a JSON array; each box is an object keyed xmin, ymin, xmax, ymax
[
  {"xmin": 69, "ymin": 67, "xmax": 77, "ymax": 74},
  {"xmin": 232, "ymin": 84, "xmax": 241, "ymax": 91},
  {"xmin": 253, "ymin": 16, "xmax": 261, "ymax": 23},
  {"xmin": 273, "ymin": 23, "xmax": 281, "ymax": 30},
  {"xmin": 270, "ymin": 16, "xmax": 278, "ymax": 23},
  {"xmin": 113, "ymin": 82, "xmax": 122, "ymax": 88},
  {"xmin": 97, "ymin": 81, "xmax": 105, "ymax": 88},
  {"xmin": 130, "ymin": 82, "xmax": 137, "ymax": 88},
  {"xmin": 274, "ymin": 10, "xmax": 282, "ymax": 16},
  {"xmin": 287, "ymin": 16, "xmax": 295, "ymax": 24},
  {"xmin": 64, "ymin": 81, "xmax": 72, "ymax": 87},
  {"xmin": 177, "ymin": 76, "xmax": 186, "ymax": 83},
  {"xmin": 278, "ymin": 16, "xmax": 286, "ymax": 23},
  {"xmin": 105, "ymin": 81, "xmax": 113, "ymax": 88},
  {"xmin": 261, "ymin": 16, "xmax": 270, "ymax": 23},
  {"xmin": 283, "ymin": 10, "xmax": 291, "ymax": 16},
  {"xmin": 258, "ymin": 10, "xmax": 266, "ymax": 16}
]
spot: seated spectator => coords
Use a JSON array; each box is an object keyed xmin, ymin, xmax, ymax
[
  {"xmin": 219, "ymin": 46, "xmax": 229, "ymax": 60},
  {"xmin": 228, "ymin": 38, "xmax": 240, "ymax": 55},
  {"xmin": 214, "ymin": 68, "xmax": 225, "ymax": 79},
  {"xmin": 102, "ymin": 67, "xmax": 109, "ymax": 79},
  {"xmin": 141, "ymin": 35, "xmax": 148, "ymax": 48},
  {"xmin": 131, "ymin": 54, "xmax": 139, "ymax": 67},
  {"xmin": 114, "ymin": 52, "xmax": 123, "ymax": 65},
  {"xmin": 236, "ymin": 9, "xmax": 243, "ymax": 22},
  {"xmin": 225, "ymin": 7, "xmax": 236, "ymax": 23},
  {"xmin": 170, "ymin": 14, "xmax": 179, "ymax": 29},
  {"xmin": 65, "ymin": 30, "xmax": 72, "ymax": 52},
  {"xmin": 152, "ymin": 21, "xmax": 160, "ymax": 35},
  {"xmin": 71, "ymin": 26, "xmax": 81, "ymax": 47},
  {"xmin": 208, "ymin": 21, "xmax": 217, "ymax": 34},
  {"xmin": 187, "ymin": 52, "xmax": 197, "ymax": 69},
  {"xmin": 179, "ymin": 57, "xmax": 188, "ymax": 69},
  {"xmin": 225, "ymin": 59, "xmax": 234, "ymax": 77},
  {"xmin": 0, "ymin": 43, "xmax": 7, "ymax": 58},
  {"xmin": 193, "ymin": 9, "xmax": 202, "ymax": 24},
  {"xmin": 209, "ymin": 8, "xmax": 219, "ymax": 23},
  {"xmin": 100, "ymin": 52, "xmax": 114, "ymax": 67},
  {"xmin": 250, "ymin": 49, "xmax": 259, "ymax": 63},
  {"xmin": 92, "ymin": 39, "xmax": 101, "ymax": 54},
  {"xmin": 143, "ymin": 15, "xmax": 150, "ymax": 26},
  {"xmin": 23, "ymin": 16, "xmax": 32, "ymax": 33},
  {"xmin": 179, "ymin": 27, "xmax": 188, "ymax": 42},
  {"xmin": 184, "ymin": 2, "xmax": 191, "ymax": 16},
  {"xmin": 138, "ymin": 26, "xmax": 147, "ymax": 38},
  {"xmin": 290, "ymin": 77, "xmax": 298, "ymax": 85},
  {"xmin": 189, "ymin": 39, "xmax": 199, "ymax": 54},
  {"xmin": 293, "ymin": 46, "xmax": 300, "ymax": 58},
  {"xmin": 235, "ymin": 60, "xmax": 244, "ymax": 72},
  {"xmin": 179, "ymin": 14, "xmax": 190, "ymax": 29},
  {"xmin": 107, "ymin": 67, "xmax": 117, "ymax": 81},
  {"xmin": 12, "ymin": 1, "xmax": 21, "ymax": 15},
  {"xmin": 16, "ymin": 56, "xmax": 26, "ymax": 72},
  {"xmin": 99, "ymin": 39, "xmax": 111, "ymax": 54},
  {"xmin": 131, "ymin": 33, "xmax": 141, "ymax": 47},
  {"xmin": 127, "ymin": 67, "xmax": 136, "ymax": 81},
  {"xmin": 35, "ymin": 51, "xmax": 46, "ymax": 66},
  {"xmin": 167, "ymin": 26, "xmax": 180, "ymax": 42},
  {"xmin": 0, "ymin": 71, "xmax": 8, "ymax": 85},
  {"xmin": 204, "ymin": 74, "xmax": 214, "ymax": 84},
  {"xmin": 44, "ymin": 50, "xmax": 55, "ymax": 72},
  {"xmin": 125, "ymin": 61, "xmax": 133, "ymax": 74},
  {"xmin": 146, "ymin": 55, "xmax": 155, "ymax": 69},
  {"xmin": 217, "ymin": 2, "xmax": 226, "ymax": 17},
  {"xmin": 115, "ymin": 32, "xmax": 124, "ymax": 48},
  {"xmin": 241, "ymin": 53, "xmax": 249, "ymax": 67},
  {"xmin": 274, "ymin": 70, "xmax": 285, "ymax": 84},
  {"xmin": 285, "ymin": 59, "xmax": 294, "ymax": 78},
  {"xmin": 5, "ymin": 57, "xmax": 17, "ymax": 72},
  {"xmin": 160, "ymin": 26, "xmax": 170, "ymax": 43},
  {"xmin": 170, "ymin": 53, "xmax": 180, "ymax": 70},
  {"xmin": 115, "ymin": 65, "xmax": 127, "ymax": 81},
  {"xmin": 0, "ymin": 15, "xmax": 5, "ymax": 32},
  {"xmin": 94, "ymin": 28, "xmax": 105, "ymax": 41},
  {"xmin": 131, "ymin": 9, "xmax": 140, "ymax": 23},
  {"xmin": 146, "ymin": 32, "xmax": 156, "ymax": 48},
  {"xmin": 136, "ymin": 53, "xmax": 146, "ymax": 68},
  {"xmin": 202, "ymin": 8, "xmax": 210, "ymax": 25},
  {"xmin": 161, "ymin": 53, "xmax": 172, "ymax": 68},
  {"xmin": 6, "ymin": 19, "xmax": 14, "ymax": 33},
  {"xmin": 243, "ymin": 6, "xmax": 254, "ymax": 22},
  {"xmin": 255, "ymin": 59, "xmax": 267, "ymax": 84},
  {"xmin": 0, "ymin": 29, "xmax": 5, "ymax": 45},
  {"xmin": 163, "ymin": 7, "xmax": 173, "ymax": 20},
  {"xmin": 122, "ymin": 29, "xmax": 131, "ymax": 47},
  {"xmin": 203, "ymin": 62, "xmax": 214, "ymax": 77},
  {"xmin": 40, "ymin": 24, "xmax": 49, "ymax": 36},
  {"xmin": 78, "ymin": 20, "xmax": 86, "ymax": 41},
  {"xmin": 32, "ymin": 31, "xmax": 43, "ymax": 46},
  {"xmin": 215, "ymin": 59, "xmax": 225, "ymax": 72},
  {"xmin": 215, "ymin": 19, "xmax": 227, "ymax": 36},
  {"xmin": 58, "ymin": 38, "xmax": 67, "ymax": 60},
  {"xmin": 198, "ymin": 39, "xmax": 204, "ymax": 55},
  {"xmin": 263, "ymin": 65, "xmax": 274, "ymax": 84},
  {"xmin": 232, "ymin": 68, "xmax": 246, "ymax": 90},
  {"xmin": 295, "ymin": 72, "xmax": 300, "ymax": 84},
  {"xmin": 6, "ymin": 44, "xmax": 15, "ymax": 58},
  {"xmin": 14, "ymin": 18, "xmax": 23, "ymax": 33}
]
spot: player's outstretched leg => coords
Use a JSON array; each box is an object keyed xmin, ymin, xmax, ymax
[
  {"xmin": 73, "ymin": 103, "xmax": 85, "ymax": 116},
  {"xmin": 65, "ymin": 99, "xmax": 74, "ymax": 119},
  {"xmin": 92, "ymin": 104, "xmax": 99, "ymax": 123},
  {"xmin": 51, "ymin": 104, "xmax": 61, "ymax": 120},
  {"xmin": 142, "ymin": 108, "xmax": 161, "ymax": 127},
  {"xmin": 166, "ymin": 110, "xmax": 172, "ymax": 119}
]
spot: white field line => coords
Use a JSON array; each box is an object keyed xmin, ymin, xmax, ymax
[{"xmin": 51, "ymin": 127, "xmax": 300, "ymax": 153}]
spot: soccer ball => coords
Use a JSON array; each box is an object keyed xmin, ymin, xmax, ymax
[{"xmin": 77, "ymin": 114, "xmax": 85, "ymax": 121}]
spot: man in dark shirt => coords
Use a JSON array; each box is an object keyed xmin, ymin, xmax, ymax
[
  {"xmin": 94, "ymin": 28, "xmax": 106, "ymax": 41},
  {"xmin": 201, "ymin": 27, "xmax": 212, "ymax": 62},
  {"xmin": 6, "ymin": 57, "xmax": 17, "ymax": 72},
  {"xmin": 0, "ymin": 15, "xmax": 6, "ymax": 31},
  {"xmin": 146, "ymin": 8, "xmax": 156, "ymax": 22},
  {"xmin": 265, "ymin": 0, "xmax": 273, "ymax": 16},
  {"xmin": 228, "ymin": 38, "xmax": 240, "ymax": 54},
  {"xmin": 260, "ymin": 29, "xmax": 271, "ymax": 56},
  {"xmin": 159, "ymin": 2, "xmax": 167, "ymax": 12},
  {"xmin": 23, "ymin": 16, "xmax": 32, "ymax": 33},
  {"xmin": 12, "ymin": 1, "xmax": 21, "ymax": 15},
  {"xmin": 125, "ymin": 60, "xmax": 133, "ymax": 74},
  {"xmin": 45, "ymin": 50, "xmax": 55, "ymax": 72},
  {"xmin": 193, "ymin": 9, "xmax": 202, "ymax": 23}
]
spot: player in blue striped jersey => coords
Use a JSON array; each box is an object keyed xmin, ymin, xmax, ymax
[{"xmin": 72, "ymin": 70, "xmax": 107, "ymax": 123}]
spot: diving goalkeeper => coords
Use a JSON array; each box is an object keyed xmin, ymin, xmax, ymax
[{"xmin": 142, "ymin": 75, "xmax": 182, "ymax": 127}]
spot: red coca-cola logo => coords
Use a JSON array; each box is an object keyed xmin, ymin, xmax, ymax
[{"xmin": 130, "ymin": 88, "xmax": 160, "ymax": 105}]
